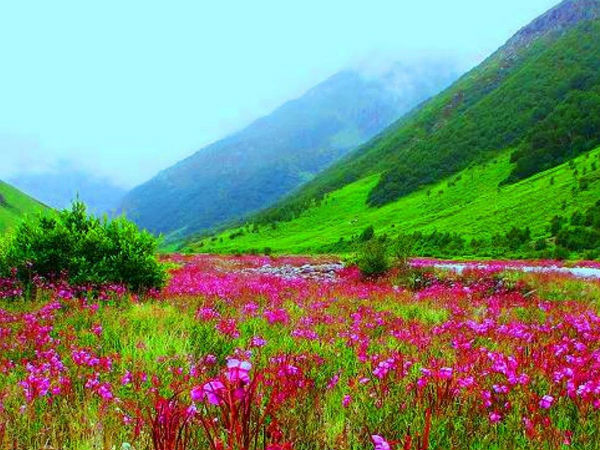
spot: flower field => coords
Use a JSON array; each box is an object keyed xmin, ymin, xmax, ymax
[{"xmin": 1, "ymin": 255, "xmax": 600, "ymax": 449}]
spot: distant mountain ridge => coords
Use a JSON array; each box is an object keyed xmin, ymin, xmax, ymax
[
  {"xmin": 9, "ymin": 169, "xmax": 126, "ymax": 216},
  {"xmin": 121, "ymin": 62, "xmax": 460, "ymax": 238}
]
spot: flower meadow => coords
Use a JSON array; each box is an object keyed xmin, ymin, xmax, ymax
[{"xmin": 1, "ymin": 255, "xmax": 600, "ymax": 449}]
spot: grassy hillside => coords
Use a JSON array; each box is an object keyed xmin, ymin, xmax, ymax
[
  {"xmin": 252, "ymin": 5, "xmax": 600, "ymax": 224},
  {"xmin": 187, "ymin": 146, "xmax": 600, "ymax": 254},
  {"xmin": 0, "ymin": 181, "xmax": 48, "ymax": 233}
]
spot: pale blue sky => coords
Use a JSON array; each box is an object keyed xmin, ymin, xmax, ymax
[{"xmin": 0, "ymin": 0, "xmax": 559, "ymax": 187}]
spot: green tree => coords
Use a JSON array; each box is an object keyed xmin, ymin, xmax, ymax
[{"xmin": 0, "ymin": 201, "xmax": 166, "ymax": 293}]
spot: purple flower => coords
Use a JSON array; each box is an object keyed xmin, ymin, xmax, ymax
[
  {"xmin": 192, "ymin": 380, "xmax": 225, "ymax": 405},
  {"xmin": 438, "ymin": 367, "xmax": 453, "ymax": 380},
  {"xmin": 371, "ymin": 435, "xmax": 391, "ymax": 450},
  {"xmin": 342, "ymin": 394, "xmax": 352, "ymax": 408},
  {"xmin": 489, "ymin": 411, "xmax": 502, "ymax": 423},
  {"xmin": 226, "ymin": 359, "xmax": 252, "ymax": 384},
  {"xmin": 539, "ymin": 394, "xmax": 554, "ymax": 410}
]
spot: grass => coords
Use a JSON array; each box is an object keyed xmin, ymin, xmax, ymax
[
  {"xmin": 0, "ymin": 181, "xmax": 48, "ymax": 233},
  {"xmin": 189, "ymin": 146, "xmax": 600, "ymax": 254}
]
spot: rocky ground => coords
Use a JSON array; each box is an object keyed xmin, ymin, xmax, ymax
[{"xmin": 243, "ymin": 262, "xmax": 345, "ymax": 281}]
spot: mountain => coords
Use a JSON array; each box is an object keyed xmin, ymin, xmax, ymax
[
  {"xmin": 188, "ymin": 146, "xmax": 600, "ymax": 254},
  {"xmin": 0, "ymin": 181, "xmax": 48, "ymax": 233},
  {"xmin": 189, "ymin": 0, "xmax": 600, "ymax": 254},
  {"xmin": 9, "ymin": 169, "xmax": 126, "ymax": 216},
  {"xmin": 121, "ymin": 62, "xmax": 461, "ymax": 238}
]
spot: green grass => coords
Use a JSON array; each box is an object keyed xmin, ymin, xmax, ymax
[
  {"xmin": 0, "ymin": 181, "xmax": 49, "ymax": 233},
  {"xmin": 190, "ymin": 146, "xmax": 600, "ymax": 254}
]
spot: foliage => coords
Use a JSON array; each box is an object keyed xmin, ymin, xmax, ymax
[
  {"xmin": 356, "ymin": 238, "xmax": 390, "ymax": 277},
  {"xmin": 358, "ymin": 225, "xmax": 375, "ymax": 242},
  {"xmin": 506, "ymin": 88, "xmax": 600, "ymax": 183},
  {"xmin": 392, "ymin": 233, "xmax": 416, "ymax": 268},
  {"xmin": 0, "ymin": 201, "xmax": 166, "ymax": 292}
]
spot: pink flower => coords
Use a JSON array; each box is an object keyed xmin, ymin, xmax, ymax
[
  {"xmin": 371, "ymin": 434, "xmax": 391, "ymax": 450},
  {"xmin": 121, "ymin": 371, "xmax": 132, "ymax": 386},
  {"xmin": 539, "ymin": 395, "xmax": 554, "ymax": 410},
  {"xmin": 489, "ymin": 411, "xmax": 502, "ymax": 423},
  {"xmin": 250, "ymin": 336, "xmax": 267, "ymax": 348},
  {"xmin": 438, "ymin": 367, "xmax": 453, "ymax": 380},
  {"xmin": 97, "ymin": 383, "xmax": 113, "ymax": 401},
  {"xmin": 226, "ymin": 359, "xmax": 252, "ymax": 384},
  {"xmin": 342, "ymin": 394, "xmax": 352, "ymax": 408},
  {"xmin": 192, "ymin": 380, "xmax": 225, "ymax": 405},
  {"xmin": 204, "ymin": 354, "xmax": 217, "ymax": 365},
  {"xmin": 190, "ymin": 385, "xmax": 204, "ymax": 402}
]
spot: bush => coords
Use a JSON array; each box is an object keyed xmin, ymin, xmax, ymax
[
  {"xmin": 358, "ymin": 225, "xmax": 375, "ymax": 243},
  {"xmin": 393, "ymin": 233, "xmax": 416, "ymax": 269},
  {"xmin": 0, "ymin": 201, "xmax": 166, "ymax": 292},
  {"xmin": 357, "ymin": 239, "xmax": 389, "ymax": 278}
]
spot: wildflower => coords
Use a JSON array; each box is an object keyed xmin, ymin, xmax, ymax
[
  {"xmin": 489, "ymin": 411, "xmax": 502, "ymax": 423},
  {"xmin": 192, "ymin": 381, "xmax": 225, "ymax": 405},
  {"xmin": 371, "ymin": 434, "xmax": 391, "ymax": 450},
  {"xmin": 250, "ymin": 336, "xmax": 267, "ymax": 348},
  {"xmin": 342, "ymin": 394, "xmax": 352, "ymax": 408},
  {"xmin": 97, "ymin": 383, "xmax": 113, "ymax": 401},
  {"xmin": 438, "ymin": 367, "xmax": 453, "ymax": 380},
  {"xmin": 121, "ymin": 371, "xmax": 132, "ymax": 386},
  {"xmin": 226, "ymin": 359, "xmax": 252, "ymax": 384},
  {"xmin": 539, "ymin": 395, "xmax": 554, "ymax": 410}
]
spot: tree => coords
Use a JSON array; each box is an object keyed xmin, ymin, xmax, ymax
[
  {"xmin": 359, "ymin": 225, "xmax": 375, "ymax": 242},
  {"xmin": 0, "ymin": 201, "xmax": 166, "ymax": 293},
  {"xmin": 357, "ymin": 239, "xmax": 389, "ymax": 278}
]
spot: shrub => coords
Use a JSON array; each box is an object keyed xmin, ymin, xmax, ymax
[
  {"xmin": 358, "ymin": 225, "xmax": 375, "ymax": 242},
  {"xmin": 357, "ymin": 239, "xmax": 389, "ymax": 277},
  {"xmin": 0, "ymin": 201, "xmax": 166, "ymax": 292},
  {"xmin": 393, "ymin": 233, "xmax": 416, "ymax": 270}
]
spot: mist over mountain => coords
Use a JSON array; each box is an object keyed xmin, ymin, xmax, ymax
[
  {"xmin": 121, "ymin": 60, "xmax": 462, "ymax": 238},
  {"xmin": 9, "ymin": 169, "xmax": 126, "ymax": 216}
]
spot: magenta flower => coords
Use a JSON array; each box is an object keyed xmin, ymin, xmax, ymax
[
  {"xmin": 438, "ymin": 367, "xmax": 453, "ymax": 380},
  {"xmin": 226, "ymin": 359, "xmax": 252, "ymax": 384},
  {"xmin": 489, "ymin": 411, "xmax": 502, "ymax": 423},
  {"xmin": 250, "ymin": 336, "xmax": 267, "ymax": 348},
  {"xmin": 97, "ymin": 383, "xmax": 113, "ymax": 401},
  {"xmin": 342, "ymin": 394, "xmax": 352, "ymax": 408},
  {"xmin": 121, "ymin": 370, "xmax": 132, "ymax": 386},
  {"xmin": 371, "ymin": 434, "xmax": 391, "ymax": 450},
  {"xmin": 539, "ymin": 394, "xmax": 554, "ymax": 410},
  {"xmin": 192, "ymin": 380, "xmax": 225, "ymax": 405}
]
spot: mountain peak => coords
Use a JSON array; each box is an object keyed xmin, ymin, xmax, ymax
[{"xmin": 500, "ymin": 0, "xmax": 600, "ymax": 57}]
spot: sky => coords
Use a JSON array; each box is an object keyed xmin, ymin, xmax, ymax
[{"xmin": 0, "ymin": 0, "xmax": 560, "ymax": 189}]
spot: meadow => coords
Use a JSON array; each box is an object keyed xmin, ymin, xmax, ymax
[
  {"xmin": 1, "ymin": 254, "xmax": 600, "ymax": 449},
  {"xmin": 190, "ymin": 147, "xmax": 600, "ymax": 255}
]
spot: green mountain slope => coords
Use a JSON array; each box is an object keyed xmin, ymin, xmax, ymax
[
  {"xmin": 0, "ymin": 181, "xmax": 48, "ymax": 233},
  {"xmin": 251, "ymin": 0, "xmax": 600, "ymax": 225},
  {"xmin": 187, "ymin": 146, "xmax": 600, "ymax": 254},
  {"xmin": 122, "ymin": 63, "xmax": 459, "ymax": 240}
]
